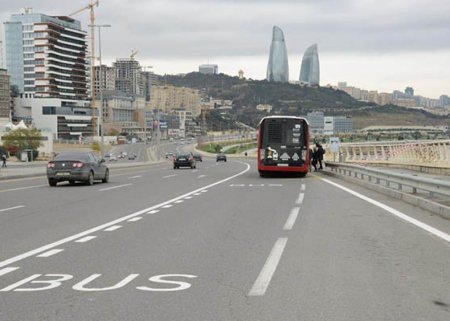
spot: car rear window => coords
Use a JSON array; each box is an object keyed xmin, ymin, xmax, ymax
[{"xmin": 55, "ymin": 153, "xmax": 90, "ymax": 162}]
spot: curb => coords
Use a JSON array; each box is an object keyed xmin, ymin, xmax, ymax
[{"xmin": 319, "ymin": 169, "xmax": 450, "ymax": 221}]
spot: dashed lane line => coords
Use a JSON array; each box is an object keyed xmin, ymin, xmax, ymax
[
  {"xmin": 0, "ymin": 205, "xmax": 25, "ymax": 213},
  {"xmin": 162, "ymin": 174, "xmax": 177, "ymax": 179},
  {"xmin": 162, "ymin": 204, "xmax": 173, "ymax": 208},
  {"xmin": 197, "ymin": 175, "xmax": 206, "ymax": 179},
  {"xmin": 128, "ymin": 217, "xmax": 143, "ymax": 222},
  {"xmin": 128, "ymin": 175, "xmax": 143, "ymax": 179},
  {"xmin": 248, "ymin": 238, "xmax": 288, "ymax": 296},
  {"xmin": 0, "ymin": 185, "xmax": 46, "ymax": 193},
  {"xmin": 0, "ymin": 162, "xmax": 250, "ymax": 269},
  {"xmin": 98, "ymin": 184, "xmax": 132, "ymax": 192},
  {"xmin": 295, "ymin": 193, "xmax": 305, "ymax": 205},
  {"xmin": 104, "ymin": 225, "xmax": 122, "ymax": 232},
  {"xmin": 147, "ymin": 210, "xmax": 160, "ymax": 214},
  {"xmin": 75, "ymin": 236, "xmax": 97, "ymax": 243},
  {"xmin": 0, "ymin": 267, "xmax": 20, "ymax": 277},
  {"xmin": 37, "ymin": 249, "xmax": 64, "ymax": 258},
  {"xmin": 283, "ymin": 207, "xmax": 301, "ymax": 231}
]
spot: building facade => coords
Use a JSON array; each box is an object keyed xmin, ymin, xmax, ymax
[
  {"xmin": 94, "ymin": 65, "xmax": 115, "ymax": 96},
  {"xmin": 113, "ymin": 58, "xmax": 143, "ymax": 96},
  {"xmin": 4, "ymin": 11, "xmax": 88, "ymax": 100},
  {"xmin": 306, "ymin": 111, "xmax": 324, "ymax": 134},
  {"xmin": 0, "ymin": 69, "xmax": 11, "ymax": 125},
  {"xmin": 199, "ymin": 64, "xmax": 218, "ymax": 75},
  {"xmin": 299, "ymin": 44, "xmax": 320, "ymax": 85},
  {"xmin": 324, "ymin": 116, "xmax": 353, "ymax": 135},
  {"xmin": 266, "ymin": 26, "xmax": 289, "ymax": 83},
  {"xmin": 149, "ymin": 85, "xmax": 202, "ymax": 116}
]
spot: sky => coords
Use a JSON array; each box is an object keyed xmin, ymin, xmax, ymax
[{"xmin": 0, "ymin": 0, "xmax": 449, "ymax": 98}]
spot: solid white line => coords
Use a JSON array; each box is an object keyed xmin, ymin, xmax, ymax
[
  {"xmin": 0, "ymin": 162, "xmax": 251, "ymax": 269},
  {"xmin": 0, "ymin": 267, "xmax": 19, "ymax": 277},
  {"xmin": 0, "ymin": 205, "xmax": 25, "ymax": 213},
  {"xmin": 0, "ymin": 185, "xmax": 46, "ymax": 193},
  {"xmin": 147, "ymin": 210, "xmax": 160, "ymax": 214},
  {"xmin": 37, "ymin": 249, "xmax": 64, "ymax": 258},
  {"xmin": 98, "ymin": 184, "xmax": 132, "ymax": 192},
  {"xmin": 128, "ymin": 217, "xmax": 143, "ymax": 222},
  {"xmin": 162, "ymin": 174, "xmax": 177, "ymax": 178},
  {"xmin": 129, "ymin": 175, "xmax": 143, "ymax": 179},
  {"xmin": 301, "ymin": 184, "xmax": 306, "ymax": 191},
  {"xmin": 75, "ymin": 236, "xmax": 97, "ymax": 243},
  {"xmin": 321, "ymin": 178, "xmax": 450, "ymax": 243},
  {"xmin": 162, "ymin": 204, "xmax": 173, "ymax": 208},
  {"xmin": 104, "ymin": 225, "xmax": 122, "ymax": 232},
  {"xmin": 296, "ymin": 193, "xmax": 305, "ymax": 204},
  {"xmin": 248, "ymin": 238, "xmax": 288, "ymax": 296},
  {"xmin": 283, "ymin": 207, "xmax": 301, "ymax": 230}
]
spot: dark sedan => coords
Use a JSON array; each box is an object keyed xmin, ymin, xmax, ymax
[
  {"xmin": 193, "ymin": 153, "xmax": 203, "ymax": 162},
  {"xmin": 173, "ymin": 152, "xmax": 196, "ymax": 169},
  {"xmin": 47, "ymin": 152, "xmax": 109, "ymax": 186},
  {"xmin": 216, "ymin": 153, "xmax": 227, "ymax": 162}
]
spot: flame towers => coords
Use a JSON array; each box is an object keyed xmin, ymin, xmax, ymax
[
  {"xmin": 299, "ymin": 44, "xmax": 320, "ymax": 85},
  {"xmin": 266, "ymin": 26, "xmax": 289, "ymax": 83}
]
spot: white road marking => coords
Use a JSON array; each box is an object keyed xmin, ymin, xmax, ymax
[
  {"xmin": 194, "ymin": 193, "xmax": 201, "ymax": 196},
  {"xmin": 129, "ymin": 175, "xmax": 143, "ymax": 179},
  {"xmin": 184, "ymin": 196, "xmax": 193, "ymax": 200},
  {"xmin": 268, "ymin": 184, "xmax": 283, "ymax": 187},
  {"xmin": 0, "ymin": 267, "xmax": 19, "ymax": 277},
  {"xmin": 75, "ymin": 236, "xmax": 97, "ymax": 243},
  {"xmin": 230, "ymin": 184, "xmax": 245, "ymax": 187},
  {"xmin": 283, "ymin": 207, "xmax": 301, "ymax": 230},
  {"xmin": 0, "ymin": 163, "xmax": 251, "ymax": 269},
  {"xmin": 162, "ymin": 204, "xmax": 173, "ymax": 208},
  {"xmin": 249, "ymin": 238, "xmax": 288, "ymax": 296},
  {"xmin": 147, "ymin": 210, "xmax": 160, "ymax": 214},
  {"xmin": 301, "ymin": 184, "xmax": 306, "ymax": 191},
  {"xmin": 163, "ymin": 174, "xmax": 177, "ymax": 179},
  {"xmin": 197, "ymin": 175, "xmax": 206, "ymax": 178},
  {"xmin": 321, "ymin": 178, "xmax": 450, "ymax": 243},
  {"xmin": 128, "ymin": 217, "xmax": 143, "ymax": 222},
  {"xmin": 201, "ymin": 190, "xmax": 208, "ymax": 193},
  {"xmin": 0, "ymin": 205, "xmax": 25, "ymax": 213},
  {"xmin": 0, "ymin": 185, "xmax": 46, "ymax": 193},
  {"xmin": 98, "ymin": 184, "xmax": 132, "ymax": 192},
  {"xmin": 37, "ymin": 249, "xmax": 64, "ymax": 258},
  {"xmin": 175, "ymin": 200, "xmax": 184, "ymax": 203},
  {"xmin": 295, "ymin": 193, "xmax": 305, "ymax": 204},
  {"xmin": 249, "ymin": 184, "xmax": 264, "ymax": 187},
  {"xmin": 104, "ymin": 225, "xmax": 122, "ymax": 232}
]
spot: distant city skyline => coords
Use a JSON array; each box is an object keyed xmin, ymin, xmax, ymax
[{"xmin": 1, "ymin": 0, "xmax": 449, "ymax": 98}]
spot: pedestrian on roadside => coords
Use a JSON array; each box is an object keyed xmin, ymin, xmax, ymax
[
  {"xmin": 1, "ymin": 153, "xmax": 6, "ymax": 168},
  {"xmin": 316, "ymin": 143, "xmax": 325, "ymax": 170},
  {"xmin": 311, "ymin": 147, "xmax": 318, "ymax": 172}
]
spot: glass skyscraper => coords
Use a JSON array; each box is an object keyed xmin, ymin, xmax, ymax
[
  {"xmin": 299, "ymin": 44, "xmax": 320, "ymax": 85},
  {"xmin": 266, "ymin": 26, "xmax": 289, "ymax": 83}
]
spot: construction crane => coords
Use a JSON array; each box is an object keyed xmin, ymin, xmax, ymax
[
  {"xmin": 130, "ymin": 50, "xmax": 138, "ymax": 60},
  {"xmin": 69, "ymin": 0, "xmax": 100, "ymax": 138}
]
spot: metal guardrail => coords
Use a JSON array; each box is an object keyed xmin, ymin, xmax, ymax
[{"xmin": 326, "ymin": 161, "xmax": 450, "ymax": 198}]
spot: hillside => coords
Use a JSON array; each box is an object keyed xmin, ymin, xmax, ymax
[{"xmin": 159, "ymin": 73, "xmax": 449, "ymax": 129}]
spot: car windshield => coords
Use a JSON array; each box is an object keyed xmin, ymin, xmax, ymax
[{"xmin": 54, "ymin": 153, "xmax": 90, "ymax": 162}]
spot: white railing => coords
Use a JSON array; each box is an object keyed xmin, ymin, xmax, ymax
[{"xmin": 325, "ymin": 140, "xmax": 450, "ymax": 168}]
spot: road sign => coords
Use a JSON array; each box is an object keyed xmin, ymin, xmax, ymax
[{"xmin": 329, "ymin": 137, "xmax": 340, "ymax": 154}]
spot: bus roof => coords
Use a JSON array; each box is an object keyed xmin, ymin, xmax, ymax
[{"xmin": 258, "ymin": 116, "xmax": 310, "ymax": 126}]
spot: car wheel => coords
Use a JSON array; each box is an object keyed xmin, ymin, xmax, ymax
[
  {"xmin": 102, "ymin": 169, "xmax": 109, "ymax": 183},
  {"xmin": 48, "ymin": 178, "xmax": 57, "ymax": 187},
  {"xmin": 69, "ymin": 180, "xmax": 76, "ymax": 185},
  {"xmin": 86, "ymin": 171, "xmax": 94, "ymax": 185}
]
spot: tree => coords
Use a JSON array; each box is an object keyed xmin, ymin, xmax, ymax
[
  {"xmin": 2, "ymin": 128, "xmax": 42, "ymax": 152},
  {"xmin": 91, "ymin": 142, "xmax": 101, "ymax": 153}
]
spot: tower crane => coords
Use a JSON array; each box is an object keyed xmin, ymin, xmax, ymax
[
  {"xmin": 69, "ymin": 0, "xmax": 100, "ymax": 138},
  {"xmin": 130, "ymin": 50, "xmax": 138, "ymax": 60}
]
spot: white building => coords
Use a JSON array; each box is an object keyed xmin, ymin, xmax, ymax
[
  {"xmin": 324, "ymin": 116, "xmax": 353, "ymax": 135},
  {"xmin": 199, "ymin": 64, "xmax": 218, "ymax": 75}
]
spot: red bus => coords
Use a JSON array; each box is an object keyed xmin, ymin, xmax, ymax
[{"xmin": 257, "ymin": 116, "xmax": 310, "ymax": 177}]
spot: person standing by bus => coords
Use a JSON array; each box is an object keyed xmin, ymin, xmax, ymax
[
  {"xmin": 311, "ymin": 147, "xmax": 318, "ymax": 172},
  {"xmin": 316, "ymin": 143, "xmax": 325, "ymax": 170}
]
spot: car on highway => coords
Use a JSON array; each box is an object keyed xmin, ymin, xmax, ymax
[
  {"xmin": 193, "ymin": 153, "xmax": 203, "ymax": 162},
  {"xmin": 47, "ymin": 151, "xmax": 109, "ymax": 186},
  {"xmin": 109, "ymin": 155, "xmax": 118, "ymax": 161},
  {"xmin": 173, "ymin": 152, "xmax": 196, "ymax": 169},
  {"xmin": 128, "ymin": 154, "xmax": 137, "ymax": 160},
  {"xmin": 216, "ymin": 153, "xmax": 227, "ymax": 162}
]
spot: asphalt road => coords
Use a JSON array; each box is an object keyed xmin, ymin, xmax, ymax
[{"xmin": 0, "ymin": 156, "xmax": 449, "ymax": 321}]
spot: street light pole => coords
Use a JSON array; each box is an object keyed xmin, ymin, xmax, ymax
[{"xmin": 90, "ymin": 24, "xmax": 111, "ymax": 158}]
